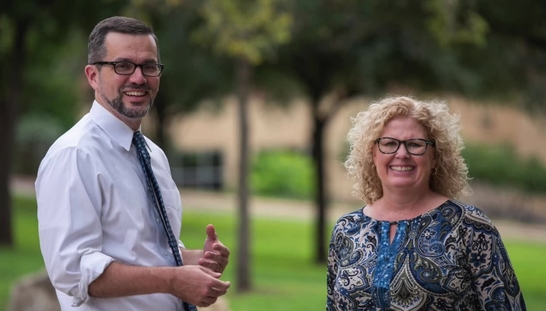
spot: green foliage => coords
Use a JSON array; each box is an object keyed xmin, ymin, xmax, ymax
[
  {"xmin": 14, "ymin": 114, "xmax": 64, "ymax": 175},
  {"xmin": 153, "ymin": 7, "xmax": 234, "ymax": 114},
  {"xmin": 433, "ymin": 1, "xmax": 546, "ymax": 111},
  {"xmin": 11, "ymin": 29, "xmax": 81, "ymax": 175},
  {"xmin": 251, "ymin": 150, "xmax": 315, "ymax": 200},
  {"xmin": 424, "ymin": 0, "xmax": 489, "ymax": 47},
  {"xmin": 22, "ymin": 29, "xmax": 84, "ymax": 129},
  {"xmin": 193, "ymin": 0, "xmax": 293, "ymax": 64},
  {"xmin": 463, "ymin": 143, "xmax": 546, "ymax": 193}
]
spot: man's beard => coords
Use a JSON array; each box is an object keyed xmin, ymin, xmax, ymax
[
  {"xmin": 99, "ymin": 80, "xmax": 153, "ymax": 119},
  {"xmin": 107, "ymin": 94, "xmax": 152, "ymax": 118}
]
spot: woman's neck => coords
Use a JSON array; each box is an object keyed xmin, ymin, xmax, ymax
[{"xmin": 367, "ymin": 189, "xmax": 446, "ymax": 222}]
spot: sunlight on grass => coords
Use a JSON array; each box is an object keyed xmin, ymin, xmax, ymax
[
  {"xmin": 503, "ymin": 241, "xmax": 546, "ymax": 311},
  {"xmin": 1, "ymin": 197, "xmax": 545, "ymax": 310}
]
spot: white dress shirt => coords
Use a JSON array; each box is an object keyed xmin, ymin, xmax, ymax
[{"xmin": 36, "ymin": 101, "xmax": 185, "ymax": 310}]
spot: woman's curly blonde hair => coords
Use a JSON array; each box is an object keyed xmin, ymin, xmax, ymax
[{"xmin": 344, "ymin": 96, "xmax": 472, "ymax": 204}]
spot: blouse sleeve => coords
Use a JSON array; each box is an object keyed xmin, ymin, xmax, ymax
[
  {"xmin": 326, "ymin": 221, "xmax": 341, "ymax": 311},
  {"xmin": 464, "ymin": 209, "xmax": 527, "ymax": 310}
]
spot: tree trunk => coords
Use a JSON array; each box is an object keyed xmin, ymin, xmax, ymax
[
  {"xmin": 0, "ymin": 97, "xmax": 14, "ymax": 246},
  {"xmin": 0, "ymin": 19, "xmax": 29, "ymax": 246},
  {"xmin": 153, "ymin": 92, "xmax": 168, "ymax": 150},
  {"xmin": 236, "ymin": 58, "xmax": 252, "ymax": 292},
  {"xmin": 310, "ymin": 90, "xmax": 351, "ymax": 264},
  {"xmin": 311, "ymin": 105, "xmax": 328, "ymax": 264}
]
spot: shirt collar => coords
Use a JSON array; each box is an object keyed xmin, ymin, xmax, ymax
[{"xmin": 89, "ymin": 100, "xmax": 137, "ymax": 151}]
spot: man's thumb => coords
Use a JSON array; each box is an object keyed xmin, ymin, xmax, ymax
[{"xmin": 206, "ymin": 224, "xmax": 218, "ymax": 240}]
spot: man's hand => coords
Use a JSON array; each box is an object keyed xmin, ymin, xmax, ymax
[
  {"xmin": 199, "ymin": 224, "xmax": 230, "ymax": 274},
  {"xmin": 169, "ymin": 265, "xmax": 230, "ymax": 308}
]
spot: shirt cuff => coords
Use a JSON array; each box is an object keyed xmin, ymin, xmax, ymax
[{"xmin": 72, "ymin": 252, "xmax": 115, "ymax": 307}]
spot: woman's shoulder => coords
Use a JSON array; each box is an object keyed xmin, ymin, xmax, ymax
[
  {"xmin": 332, "ymin": 208, "xmax": 371, "ymax": 231},
  {"xmin": 445, "ymin": 199, "xmax": 495, "ymax": 230},
  {"xmin": 336, "ymin": 208, "xmax": 366, "ymax": 222}
]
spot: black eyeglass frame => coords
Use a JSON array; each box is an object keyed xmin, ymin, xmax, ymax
[
  {"xmin": 374, "ymin": 137, "xmax": 435, "ymax": 156},
  {"xmin": 92, "ymin": 61, "xmax": 164, "ymax": 77}
]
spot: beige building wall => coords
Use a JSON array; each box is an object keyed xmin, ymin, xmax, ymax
[{"xmin": 169, "ymin": 95, "xmax": 546, "ymax": 203}]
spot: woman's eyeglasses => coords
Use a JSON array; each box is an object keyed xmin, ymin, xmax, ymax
[{"xmin": 375, "ymin": 137, "xmax": 435, "ymax": 156}]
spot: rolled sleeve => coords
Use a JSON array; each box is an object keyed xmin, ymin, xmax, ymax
[{"xmin": 75, "ymin": 252, "xmax": 114, "ymax": 306}]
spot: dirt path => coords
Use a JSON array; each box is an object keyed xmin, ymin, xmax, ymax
[{"xmin": 12, "ymin": 175, "xmax": 546, "ymax": 244}]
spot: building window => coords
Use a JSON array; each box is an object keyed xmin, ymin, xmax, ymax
[{"xmin": 170, "ymin": 151, "xmax": 223, "ymax": 191}]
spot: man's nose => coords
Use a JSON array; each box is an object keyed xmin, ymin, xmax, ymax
[{"xmin": 129, "ymin": 66, "xmax": 147, "ymax": 83}]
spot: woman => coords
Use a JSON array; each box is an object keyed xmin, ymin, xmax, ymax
[{"xmin": 327, "ymin": 96, "xmax": 526, "ymax": 310}]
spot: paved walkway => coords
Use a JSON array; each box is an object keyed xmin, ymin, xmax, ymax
[{"xmin": 12, "ymin": 175, "xmax": 546, "ymax": 244}]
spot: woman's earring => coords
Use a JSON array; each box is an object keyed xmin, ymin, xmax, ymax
[{"xmin": 431, "ymin": 167, "xmax": 438, "ymax": 175}]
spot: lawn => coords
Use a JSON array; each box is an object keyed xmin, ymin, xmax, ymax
[{"xmin": 1, "ymin": 196, "xmax": 545, "ymax": 310}]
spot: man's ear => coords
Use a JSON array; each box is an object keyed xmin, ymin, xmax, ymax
[{"xmin": 84, "ymin": 65, "xmax": 99, "ymax": 90}]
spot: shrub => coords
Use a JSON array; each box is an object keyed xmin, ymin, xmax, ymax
[
  {"xmin": 251, "ymin": 149, "xmax": 315, "ymax": 200},
  {"xmin": 462, "ymin": 143, "xmax": 546, "ymax": 193},
  {"xmin": 14, "ymin": 114, "xmax": 64, "ymax": 175}
]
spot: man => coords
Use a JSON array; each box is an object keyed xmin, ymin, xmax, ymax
[{"xmin": 36, "ymin": 16, "xmax": 231, "ymax": 310}]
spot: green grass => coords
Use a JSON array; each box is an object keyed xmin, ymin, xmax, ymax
[
  {"xmin": 2, "ymin": 196, "xmax": 545, "ymax": 310},
  {"xmin": 181, "ymin": 210, "xmax": 328, "ymax": 310},
  {"xmin": 0, "ymin": 196, "xmax": 45, "ymax": 310},
  {"xmin": 503, "ymin": 241, "xmax": 546, "ymax": 311}
]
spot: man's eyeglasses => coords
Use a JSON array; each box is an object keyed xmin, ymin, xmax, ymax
[
  {"xmin": 92, "ymin": 61, "xmax": 164, "ymax": 77},
  {"xmin": 375, "ymin": 137, "xmax": 435, "ymax": 156}
]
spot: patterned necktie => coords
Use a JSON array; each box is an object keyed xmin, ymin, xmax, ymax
[{"xmin": 133, "ymin": 131, "xmax": 197, "ymax": 311}]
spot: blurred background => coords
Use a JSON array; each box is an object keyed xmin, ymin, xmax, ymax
[{"xmin": 1, "ymin": 0, "xmax": 546, "ymax": 310}]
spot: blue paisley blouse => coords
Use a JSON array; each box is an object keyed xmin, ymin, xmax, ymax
[{"xmin": 327, "ymin": 199, "xmax": 526, "ymax": 310}]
